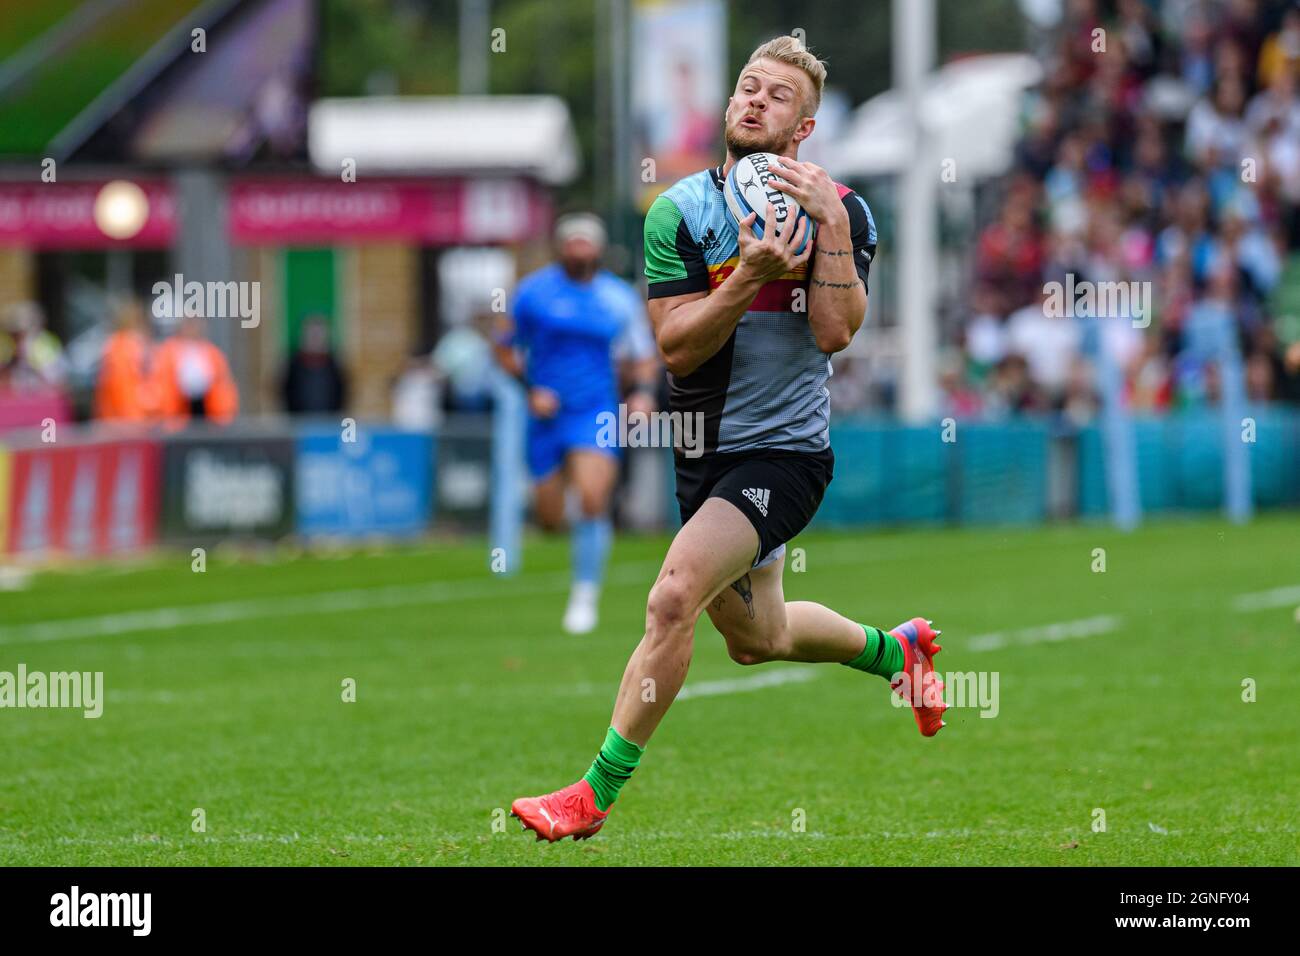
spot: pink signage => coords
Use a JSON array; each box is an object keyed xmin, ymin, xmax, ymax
[
  {"xmin": 0, "ymin": 181, "xmax": 177, "ymax": 248},
  {"xmin": 0, "ymin": 176, "xmax": 550, "ymax": 248},
  {"xmin": 0, "ymin": 389, "xmax": 74, "ymax": 434},
  {"xmin": 228, "ymin": 177, "xmax": 549, "ymax": 245}
]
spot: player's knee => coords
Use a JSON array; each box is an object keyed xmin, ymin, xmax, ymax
[
  {"xmin": 577, "ymin": 490, "xmax": 607, "ymax": 519},
  {"xmin": 646, "ymin": 575, "xmax": 698, "ymax": 636},
  {"xmin": 727, "ymin": 643, "xmax": 766, "ymax": 666}
]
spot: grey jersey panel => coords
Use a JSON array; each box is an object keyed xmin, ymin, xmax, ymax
[{"xmin": 716, "ymin": 309, "xmax": 831, "ymax": 453}]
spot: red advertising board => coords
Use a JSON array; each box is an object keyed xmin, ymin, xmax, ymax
[{"xmin": 5, "ymin": 438, "xmax": 161, "ymax": 557}]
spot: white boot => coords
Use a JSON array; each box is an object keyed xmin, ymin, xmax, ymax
[{"xmin": 562, "ymin": 581, "xmax": 600, "ymax": 635}]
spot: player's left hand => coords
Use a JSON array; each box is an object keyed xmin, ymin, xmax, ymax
[{"xmin": 767, "ymin": 159, "xmax": 846, "ymax": 228}]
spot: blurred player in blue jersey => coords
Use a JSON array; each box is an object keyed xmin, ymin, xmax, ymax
[{"xmin": 494, "ymin": 213, "xmax": 659, "ymax": 634}]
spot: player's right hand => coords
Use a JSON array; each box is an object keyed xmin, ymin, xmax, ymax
[
  {"xmin": 737, "ymin": 202, "xmax": 811, "ymax": 283},
  {"xmin": 528, "ymin": 386, "xmax": 560, "ymax": 418}
]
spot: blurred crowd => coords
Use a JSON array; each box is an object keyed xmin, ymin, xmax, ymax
[
  {"xmin": 2, "ymin": 299, "xmax": 244, "ymax": 425},
  {"xmin": 0, "ymin": 298, "xmax": 359, "ymax": 428},
  {"xmin": 12, "ymin": 0, "xmax": 1300, "ymax": 431},
  {"xmin": 92, "ymin": 301, "xmax": 239, "ymax": 425},
  {"xmin": 947, "ymin": 0, "xmax": 1300, "ymax": 420},
  {"xmin": 0, "ymin": 302, "xmax": 67, "ymax": 393}
]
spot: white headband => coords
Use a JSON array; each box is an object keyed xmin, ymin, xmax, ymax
[{"xmin": 555, "ymin": 213, "xmax": 607, "ymax": 248}]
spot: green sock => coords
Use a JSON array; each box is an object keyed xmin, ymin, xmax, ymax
[
  {"xmin": 842, "ymin": 624, "xmax": 904, "ymax": 679},
  {"xmin": 583, "ymin": 726, "xmax": 644, "ymax": 812}
]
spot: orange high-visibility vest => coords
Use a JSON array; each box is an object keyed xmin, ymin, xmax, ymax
[
  {"xmin": 95, "ymin": 330, "xmax": 157, "ymax": 421},
  {"xmin": 151, "ymin": 337, "xmax": 239, "ymax": 424}
]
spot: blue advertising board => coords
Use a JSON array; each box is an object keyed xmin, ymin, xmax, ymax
[{"xmin": 295, "ymin": 425, "xmax": 433, "ymax": 537}]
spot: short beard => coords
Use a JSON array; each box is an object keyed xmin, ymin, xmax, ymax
[
  {"xmin": 561, "ymin": 258, "xmax": 597, "ymax": 282},
  {"xmin": 724, "ymin": 116, "xmax": 800, "ymax": 159}
]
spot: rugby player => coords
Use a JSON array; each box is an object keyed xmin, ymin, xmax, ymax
[
  {"xmin": 511, "ymin": 37, "xmax": 946, "ymax": 842},
  {"xmin": 495, "ymin": 213, "xmax": 659, "ymax": 634}
]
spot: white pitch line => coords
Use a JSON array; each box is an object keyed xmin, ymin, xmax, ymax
[
  {"xmin": 676, "ymin": 668, "xmax": 819, "ymax": 700},
  {"xmin": 965, "ymin": 614, "xmax": 1123, "ymax": 652},
  {"xmin": 0, "ymin": 530, "xmax": 1069, "ymax": 646},
  {"xmin": 6, "ymin": 546, "xmax": 1290, "ymax": 648},
  {"xmin": 0, "ymin": 578, "xmax": 565, "ymax": 645},
  {"xmin": 0, "ymin": 561, "xmax": 661, "ymax": 646},
  {"xmin": 1231, "ymin": 584, "xmax": 1300, "ymax": 612}
]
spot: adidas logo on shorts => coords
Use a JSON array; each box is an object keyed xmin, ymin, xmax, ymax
[{"xmin": 741, "ymin": 487, "xmax": 770, "ymax": 517}]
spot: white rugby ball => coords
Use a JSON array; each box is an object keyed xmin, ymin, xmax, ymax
[{"xmin": 724, "ymin": 152, "xmax": 814, "ymax": 255}]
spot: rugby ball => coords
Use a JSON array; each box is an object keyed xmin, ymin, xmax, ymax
[{"xmin": 724, "ymin": 152, "xmax": 814, "ymax": 255}]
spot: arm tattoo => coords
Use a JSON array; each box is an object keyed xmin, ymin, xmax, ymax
[
  {"xmin": 730, "ymin": 574, "xmax": 755, "ymax": 620},
  {"xmin": 816, "ymin": 248, "xmax": 852, "ymax": 256},
  {"xmin": 811, "ymin": 277, "xmax": 864, "ymax": 289}
]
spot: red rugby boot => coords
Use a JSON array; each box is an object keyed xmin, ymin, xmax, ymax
[
  {"xmin": 510, "ymin": 779, "xmax": 609, "ymax": 842},
  {"xmin": 889, "ymin": 617, "xmax": 948, "ymax": 737}
]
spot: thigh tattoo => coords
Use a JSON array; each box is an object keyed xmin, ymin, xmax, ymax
[{"xmin": 729, "ymin": 573, "xmax": 755, "ymax": 620}]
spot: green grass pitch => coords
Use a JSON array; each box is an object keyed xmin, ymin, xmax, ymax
[{"xmin": 1, "ymin": 514, "xmax": 1297, "ymax": 865}]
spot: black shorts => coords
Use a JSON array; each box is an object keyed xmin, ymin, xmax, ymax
[{"xmin": 674, "ymin": 447, "xmax": 834, "ymax": 569}]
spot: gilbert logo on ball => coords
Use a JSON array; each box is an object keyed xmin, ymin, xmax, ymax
[{"xmin": 724, "ymin": 152, "xmax": 814, "ymax": 256}]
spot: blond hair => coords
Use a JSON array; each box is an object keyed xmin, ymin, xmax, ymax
[{"xmin": 744, "ymin": 36, "xmax": 827, "ymax": 116}]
